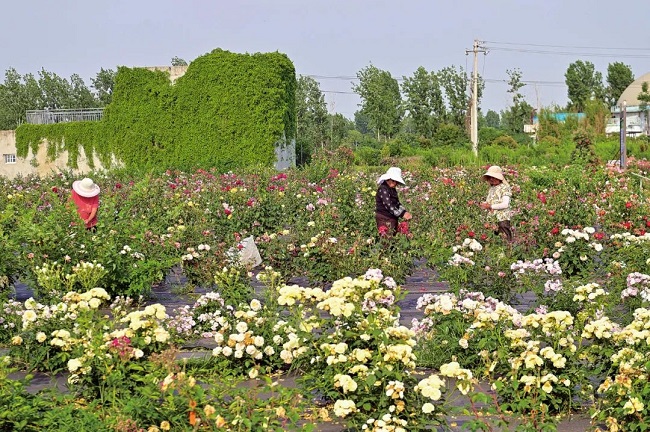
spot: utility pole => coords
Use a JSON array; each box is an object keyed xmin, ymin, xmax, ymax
[
  {"xmin": 466, "ymin": 39, "xmax": 487, "ymax": 156},
  {"xmin": 620, "ymin": 100, "xmax": 627, "ymax": 169}
]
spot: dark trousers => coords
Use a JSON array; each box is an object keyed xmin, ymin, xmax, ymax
[
  {"xmin": 376, "ymin": 214, "xmax": 398, "ymax": 236},
  {"xmin": 496, "ymin": 220, "xmax": 513, "ymax": 242}
]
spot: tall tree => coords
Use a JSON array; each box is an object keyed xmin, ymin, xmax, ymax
[
  {"xmin": 328, "ymin": 113, "xmax": 354, "ymax": 146},
  {"xmin": 91, "ymin": 68, "xmax": 116, "ymax": 106},
  {"xmin": 401, "ymin": 66, "xmax": 445, "ymax": 138},
  {"xmin": 353, "ymin": 65, "xmax": 403, "ymax": 141},
  {"xmin": 437, "ymin": 65, "xmax": 483, "ymax": 129},
  {"xmin": 605, "ymin": 62, "xmax": 634, "ymax": 107},
  {"xmin": 0, "ymin": 68, "xmax": 42, "ymax": 129},
  {"xmin": 295, "ymin": 75, "xmax": 328, "ymax": 147},
  {"xmin": 565, "ymin": 60, "xmax": 604, "ymax": 112},
  {"xmin": 69, "ymin": 74, "xmax": 98, "ymax": 108},
  {"xmin": 638, "ymin": 81, "xmax": 650, "ymax": 110},
  {"xmin": 354, "ymin": 110, "xmax": 372, "ymax": 135},
  {"xmin": 501, "ymin": 68, "xmax": 532, "ymax": 133},
  {"xmin": 484, "ymin": 110, "xmax": 500, "ymax": 128},
  {"xmin": 38, "ymin": 68, "xmax": 73, "ymax": 109},
  {"xmin": 638, "ymin": 81, "xmax": 650, "ymax": 133}
]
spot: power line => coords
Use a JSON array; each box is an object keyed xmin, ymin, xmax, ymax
[
  {"xmin": 486, "ymin": 46, "xmax": 650, "ymax": 59},
  {"xmin": 308, "ymin": 74, "xmax": 566, "ymax": 87},
  {"xmin": 485, "ymin": 40, "xmax": 650, "ymax": 52}
]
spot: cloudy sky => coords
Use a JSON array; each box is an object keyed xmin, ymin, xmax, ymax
[{"xmin": 3, "ymin": 0, "xmax": 650, "ymax": 118}]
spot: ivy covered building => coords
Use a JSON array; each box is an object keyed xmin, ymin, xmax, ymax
[{"xmin": 6, "ymin": 49, "xmax": 296, "ymax": 178}]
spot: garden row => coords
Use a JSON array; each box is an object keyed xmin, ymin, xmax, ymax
[{"xmin": 1, "ymin": 159, "xmax": 649, "ymax": 430}]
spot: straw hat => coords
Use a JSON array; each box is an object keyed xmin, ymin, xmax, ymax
[
  {"xmin": 482, "ymin": 166, "xmax": 505, "ymax": 182},
  {"xmin": 72, "ymin": 178, "xmax": 100, "ymax": 198},
  {"xmin": 377, "ymin": 167, "xmax": 405, "ymax": 185}
]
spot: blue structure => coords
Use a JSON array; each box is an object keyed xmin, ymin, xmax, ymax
[{"xmin": 531, "ymin": 113, "xmax": 586, "ymax": 124}]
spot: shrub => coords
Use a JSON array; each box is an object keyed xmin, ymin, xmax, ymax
[{"xmin": 491, "ymin": 135, "xmax": 519, "ymax": 149}]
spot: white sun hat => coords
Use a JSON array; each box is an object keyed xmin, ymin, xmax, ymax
[
  {"xmin": 482, "ymin": 165, "xmax": 505, "ymax": 182},
  {"xmin": 72, "ymin": 178, "xmax": 100, "ymax": 197},
  {"xmin": 377, "ymin": 167, "xmax": 405, "ymax": 185}
]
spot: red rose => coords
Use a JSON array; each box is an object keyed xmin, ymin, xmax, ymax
[
  {"xmin": 625, "ymin": 201, "xmax": 633, "ymax": 209},
  {"xmin": 51, "ymin": 186, "xmax": 58, "ymax": 193},
  {"xmin": 548, "ymin": 210, "xmax": 555, "ymax": 216},
  {"xmin": 468, "ymin": 231, "xmax": 475, "ymax": 238}
]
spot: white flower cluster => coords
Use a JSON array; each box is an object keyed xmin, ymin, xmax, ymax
[
  {"xmin": 610, "ymin": 232, "xmax": 650, "ymax": 245},
  {"xmin": 511, "ymin": 258, "xmax": 562, "ymax": 276},
  {"xmin": 181, "ymin": 244, "xmax": 210, "ymax": 261},
  {"xmin": 561, "ymin": 226, "xmax": 595, "ymax": 241}
]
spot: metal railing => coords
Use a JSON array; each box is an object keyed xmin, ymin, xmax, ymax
[{"xmin": 25, "ymin": 108, "xmax": 104, "ymax": 124}]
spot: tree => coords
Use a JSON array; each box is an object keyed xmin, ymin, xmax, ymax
[
  {"xmin": 69, "ymin": 74, "xmax": 98, "ymax": 109},
  {"xmin": 38, "ymin": 68, "xmax": 73, "ymax": 109},
  {"xmin": 401, "ymin": 66, "xmax": 445, "ymax": 138},
  {"xmin": 295, "ymin": 75, "xmax": 328, "ymax": 164},
  {"xmin": 171, "ymin": 57, "xmax": 188, "ymax": 66},
  {"xmin": 438, "ymin": 65, "xmax": 483, "ymax": 129},
  {"xmin": 605, "ymin": 62, "xmax": 634, "ymax": 107},
  {"xmin": 0, "ymin": 68, "xmax": 42, "ymax": 129},
  {"xmin": 353, "ymin": 65, "xmax": 403, "ymax": 141},
  {"xmin": 485, "ymin": 110, "xmax": 500, "ymax": 128},
  {"xmin": 328, "ymin": 113, "xmax": 354, "ymax": 146},
  {"xmin": 638, "ymin": 82, "xmax": 650, "ymax": 133},
  {"xmin": 565, "ymin": 60, "xmax": 604, "ymax": 112},
  {"xmin": 637, "ymin": 81, "xmax": 650, "ymax": 110},
  {"xmin": 501, "ymin": 68, "xmax": 532, "ymax": 134},
  {"xmin": 91, "ymin": 68, "xmax": 116, "ymax": 106},
  {"xmin": 354, "ymin": 110, "xmax": 372, "ymax": 135}
]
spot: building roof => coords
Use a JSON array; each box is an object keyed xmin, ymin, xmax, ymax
[{"xmin": 617, "ymin": 72, "xmax": 650, "ymax": 106}]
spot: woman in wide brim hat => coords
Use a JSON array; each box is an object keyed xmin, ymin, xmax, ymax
[
  {"xmin": 375, "ymin": 167, "xmax": 411, "ymax": 236},
  {"xmin": 479, "ymin": 166, "xmax": 513, "ymax": 242},
  {"xmin": 71, "ymin": 178, "xmax": 100, "ymax": 230}
]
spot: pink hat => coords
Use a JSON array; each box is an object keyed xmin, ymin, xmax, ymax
[{"xmin": 72, "ymin": 178, "xmax": 100, "ymax": 197}]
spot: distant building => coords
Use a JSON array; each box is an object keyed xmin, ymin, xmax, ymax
[
  {"xmin": 608, "ymin": 72, "xmax": 650, "ymax": 136},
  {"xmin": 524, "ymin": 112, "xmax": 586, "ymax": 134}
]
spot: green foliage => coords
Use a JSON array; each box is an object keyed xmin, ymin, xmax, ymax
[
  {"xmin": 422, "ymin": 146, "xmax": 477, "ymax": 167},
  {"xmin": 401, "ymin": 66, "xmax": 445, "ymax": 138},
  {"xmin": 91, "ymin": 68, "xmax": 116, "ymax": 106},
  {"xmin": 479, "ymin": 144, "xmax": 516, "ymax": 166},
  {"xmin": 354, "ymin": 65, "xmax": 404, "ymax": 141},
  {"xmin": 433, "ymin": 123, "xmax": 468, "ymax": 147},
  {"xmin": 296, "ymin": 75, "xmax": 328, "ymax": 155},
  {"xmin": 484, "ymin": 109, "xmax": 501, "ymax": 128},
  {"xmin": 354, "ymin": 145, "xmax": 381, "ymax": 166},
  {"xmin": 564, "ymin": 60, "xmax": 604, "ymax": 112},
  {"xmin": 478, "ymin": 126, "xmax": 506, "ymax": 147},
  {"xmin": 605, "ymin": 62, "xmax": 634, "ymax": 107},
  {"xmin": 15, "ymin": 49, "xmax": 296, "ymax": 173},
  {"xmin": 491, "ymin": 134, "xmax": 519, "ymax": 149},
  {"xmin": 571, "ymin": 127, "xmax": 599, "ymax": 165},
  {"xmin": 15, "ymin": 122, "xmax": 103, "ymax": 169},
  {"xmin": 638, "ymin": 81, "xmax": 650, "ymax": 111}
]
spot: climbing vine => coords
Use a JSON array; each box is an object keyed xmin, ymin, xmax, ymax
[{"xmin": 15, "ymin": 49, "xmax": 296, "ymax": 172}]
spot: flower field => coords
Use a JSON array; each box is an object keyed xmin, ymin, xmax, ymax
[{"xmin": 1, "ymin": 159, "xmax": 650, "ymax": 431}]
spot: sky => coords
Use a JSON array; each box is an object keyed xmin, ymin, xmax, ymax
[{"xmin": 3, "ymin": 0, "xmax": 650, "ymax": 119}]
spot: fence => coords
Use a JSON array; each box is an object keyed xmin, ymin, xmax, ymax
[{"xmin": 25, "ymin": 108, "xmax": 104, "ymax": 125}]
